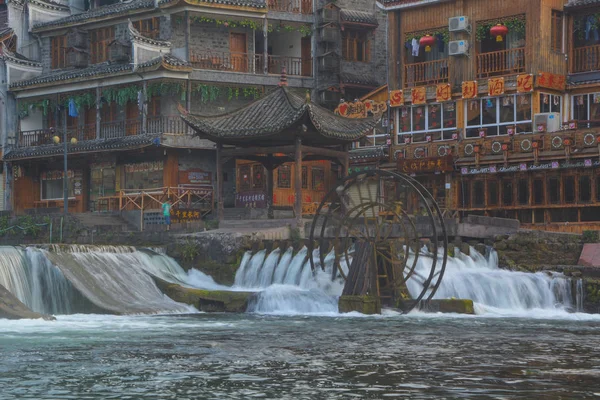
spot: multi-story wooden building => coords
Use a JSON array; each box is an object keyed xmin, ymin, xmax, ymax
[
  {"xmin": 372, "ymin": 0, "xmax": 600, "ymax": 233},
  {"xmin": 0, "ymin": 0, "xmax": 386, "ymax": 218}
]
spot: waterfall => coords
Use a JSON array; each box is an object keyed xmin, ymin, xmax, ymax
[
  {"xmin": 272, "ymin": 247, "xmax": 293, "ymax": 284},
  {"xmin": 406, "ymin": 246, "xmax": 579, "ymax": 312}
]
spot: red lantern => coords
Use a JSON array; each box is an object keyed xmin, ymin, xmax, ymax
[
  {"xmin": 419, "ymin": 34, "xmax": 436, "ymax": 52},
  {"xmin": 490, "ymin": 24, "xmax": 509, "ymax": 42}
]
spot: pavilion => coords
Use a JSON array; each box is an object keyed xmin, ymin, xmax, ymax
[{"xmin": 181, "ymin": 85, "xmax": 381, "ymax": 226}]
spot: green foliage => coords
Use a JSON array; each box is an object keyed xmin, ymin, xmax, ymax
[
  {"xmin": 583, "ymin": 230, "xmax": 599, "ymax": 244},
  {"xmin": 475, "ymin": 16, "xmax": 526, "ymax": 41},
  {"xmin": 178, "ymin": 14, "xmax": 312, "ymax": 36},
  {"xmin": 103, "ymin": 86, "xmax": 140, "ymax": 106},
  {"xmin": 406, "ymin": 29, "xmax": 450, "ymax": 45},
  {"xmin": 204, "ymin": 219, "xmax": 219, "ymax": 230},
  {"xmin": 574, "ymin": 14, "xmax": 600, "ymax": 40},
  {"xmin": 0, "ymin": 216, "xmax": 13, "ymax": 236},
  {"xmin": 180, "ymin": 240, "xmax": 200, "ymax": 262}
]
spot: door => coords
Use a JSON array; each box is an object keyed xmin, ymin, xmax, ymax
[
  {"xmin": 230, "ymin": 32, "xmax": 247, "ymax": 72},
  {"xmin": 301, "ymin": 37, "xmax": 312, "ymax": 76},
  {"xmin": 126, "ymin": 102, "xmax": 140, "ymax": 136}
]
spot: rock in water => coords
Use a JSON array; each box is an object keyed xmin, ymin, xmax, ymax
[{"xmin": 0, "ymin": 283, "xmax": 54, "ymax": 320}]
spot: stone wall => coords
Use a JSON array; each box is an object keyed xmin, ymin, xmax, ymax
[
  {"xmin": 170, "ymin": 19, "xmax": 255, "ymax": 56},
  {"xmin": 493, "ymin": 231, "xmax": 583, "ymax": 271}
]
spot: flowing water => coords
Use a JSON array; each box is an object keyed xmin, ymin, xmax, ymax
[{"xmin": 1, "ymin": 245, "xmax": 599, "ymax": 398}]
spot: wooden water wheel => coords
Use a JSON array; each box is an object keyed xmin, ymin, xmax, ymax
[{"xmin": 308, "ymin": 169, "xmax": 448, "ymax": 313}]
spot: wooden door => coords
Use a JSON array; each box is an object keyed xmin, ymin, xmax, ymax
[
  {"xmin": 126, "ymin": 102, "xmax": 140, "ymax": 136},
  {"xmin": 301, "ymin": 37, "xmax": 312, "ymax": 76},
  {"xmin": 84, "ymin": 106, "xmax": 96, "ymax": 140},
  {"xmin": 230, "ymin": 33, "xmax": 247, "ymax": 72}
]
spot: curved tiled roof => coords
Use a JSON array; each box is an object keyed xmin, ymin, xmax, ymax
[
  {"xmin": 341, "ymin": 72, "xmax": 380, "ymax": 88},
  {"xmin": 564, "ymin": 0, "xmax": 600, "ymax": 8},
  {"xmin": 340, "ymin": 9, "xmax": 378, "ymax": 26},
  {"xmin": 33, "ymin": 0, "xmax": 155, "ymax": 30},
  {"xmin": 4, "ymin": 134, "xmax": 161, "ymax": 161},
  {"xmin": 181, "ymin": 87, "xmax": 380, "ymax": 146},
  {"xmin": 159, "ymin": 0, "xmax": 266, "ymax": 8}
]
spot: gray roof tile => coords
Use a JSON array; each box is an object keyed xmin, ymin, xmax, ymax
[
  {"xmin": 340, "ymin": 9, "xmax": 378, "ymax": 25},
  {"xmin": 565, "ymin": 0, "xmax": 600, "ymax": 8}
]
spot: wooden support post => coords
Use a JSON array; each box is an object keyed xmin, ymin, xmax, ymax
[
  {"xmin": 342, "ymin": 145, "xmax": 349, "ymax": 178},
  {"xmin": 266, "ymin": 155, "xmax": 274, "ymax": 220},
  {"xmin": 184, "ymin": 11, "xmax": 190, "ymax": 62},
  {"xmin": 216, "ymin": 143, "xmax": 224, "ymax": 222},
  {"xmin": 295, "ymin": 137, "xmax": 302, "ymax": 228},
  {"xmin": 142, "ymin": 81, "xmax": 147, "ymax": 134},
  {"xmin": 95, "ymin": 87, "xmax": 101, "ymax": 139},
  {"xmin": 263, "ymin": 19, "xmax": 268, "ymax": 75}
]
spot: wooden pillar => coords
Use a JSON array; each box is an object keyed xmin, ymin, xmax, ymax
[
  {"xmin": 184, "ymin": 11, "xmax": 190, "ymax": 62},
  {"xmin": 294, "ymin": 137, "xmax": 302, "ymax": 228},
  {"xmin": 216, "ymin": 143, "xmax": 224, "ymax": 221},
  {"xmin": 266, "ymin": 155, "xmax": 274, "ymax": 219},
  {"xmin": 142, "ymin": 81, "xmax": 147, "ymax": 134},
  {"xmin": 262, "ymin": 19, "xmax": 268, "ymax": 74},
  {"xmin": 95, "ymin": 87, "xmax": 101, "ymax": 139},
  {"xmin": 341, "ymin": 144, "xmax": 349, "ymax": 178}
]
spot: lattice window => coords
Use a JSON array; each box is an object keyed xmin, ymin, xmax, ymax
[
  {"xmin": 342, "ymin": 30, "xmax": 370, "ymax": 62},
  {"xmin": 551, "ymin": 10, "xmax": 563, "ymax": 53},
  {"xmin": 51, "ymin": 35, "xmax": 67, "ymax": 69},
  {"xmin": 133, "ymin": 18, "xmax": 160, "ymax": 39},
  {"xmin": 277, "ymin": 165, "xmax": 291, "ymax": 189},
  {"xmin": 90, "ymin": 27, "xmax": 114, "ymax": 64}
]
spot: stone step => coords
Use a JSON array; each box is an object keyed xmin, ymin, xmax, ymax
[
  {"xmin": 219, "ymin": 218, "xmax": 296, "ymax": 230},
  {"xmin": 74, "ymin": 212, "xmax": 133, "ymax": 232}
]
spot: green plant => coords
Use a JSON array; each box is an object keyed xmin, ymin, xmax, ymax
[
  {"xmin": 204, "ymin": 219, "xmax": 219, "ymax": 230},
  {"xmin": 181, "ymin": 240, "xmax": 200, "ymax": 262},
  {"xmin": 475, "ymin": 15, "xmax": 526, "ymax": 41},
  {"xmin": 583, "ymin": 230, "xmax": 599, "ymax": 244},
  {"xmin": 406, "ymin": 28, "xmax": 450, "ymax": 44}
]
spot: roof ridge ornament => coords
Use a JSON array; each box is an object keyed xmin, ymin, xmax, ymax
[{"xmin": 278, "ymin": 66, "xmax": 288, "ymax": 87}]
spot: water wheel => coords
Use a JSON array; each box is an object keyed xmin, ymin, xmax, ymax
[{"xmin": 308, "ymin": 169, "xmax": 448, "ymax": 313}]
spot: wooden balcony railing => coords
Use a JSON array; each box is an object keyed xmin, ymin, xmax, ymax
[
  {"xmin": 189, "ymin": 51, "xmax": 256, "ymax": 73},
  {"xmin": 267, "ymin": 55, "xmax": 312, "ymax": 76},
  {"xmin": 15, "ymin": 116, "xmax": 188, "ymax": 148},
  {"xmin": 476, "ymin": 47, "xmax": 525, "ymax": 78},
  {"xmin": 267, "ymin": 0, "xmax": 312, "ymax": 14},
  {"xmin": 404, "ymin": 59, "xmax": 448, "ymax": 88},
  {"xmin": 571, "ymin": 44, "xmax": 600, "ymax": 73}
]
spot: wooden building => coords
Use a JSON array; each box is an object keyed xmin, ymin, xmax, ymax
[
  {"xmin": 182, "ymin": 86, "xmax": 380, "ymax": 224},
  {"xmin": 371, "ymin": 0, "xmax": 600, "ymax": 233}
]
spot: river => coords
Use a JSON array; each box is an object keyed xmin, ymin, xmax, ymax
[{"xmin": 1, "ymin": 312, "xmax": 600, "ymax": 399}]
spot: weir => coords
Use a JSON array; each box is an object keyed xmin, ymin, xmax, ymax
[{"xmin": 0, "ymin": 244, "xmax": 586, "ymax": 317}]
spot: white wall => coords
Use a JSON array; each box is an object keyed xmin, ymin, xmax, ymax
[{"xmin": 270, "ymin": 31, "xmax": 302, "ymax": 58}]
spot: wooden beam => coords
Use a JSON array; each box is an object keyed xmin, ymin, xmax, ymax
[
  {"xmin": 216, "ymin": 143, "xmax": 224, "ymax": 221},
  {"xmin": 295, "ymin": 137, "xmax": 302, "ymax": 229},
  {"xmin": 299, "ymin": 144, "xmax": 347, "ymax": 160},
  {"xmin": 221, "ymin": 145, "xmax": 296, "ymax": 158}
]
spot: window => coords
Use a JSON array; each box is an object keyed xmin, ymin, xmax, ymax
[
  {"xmin": 465, "ymin": 94, "xmax": 532, "ymax": 138},
  {"xmin": 564, "ymin": 176, "xmax": 575, "ymax": 203},
  {"xmin": 472, "ymin": 181, "xmax": 484, "ymax": 207},
  {"xmin": 239, "ymin": 165, "xmax": 251, "ymax": 191},
  {"xmin": 51, "ymin": 35, "xmax": 67, "ymax": 69},
  {"xmin": 133, "ymin": 18, "xmax": 160, "ymax": 39},
  {"xmin": 359, "ymin": 129, "xmax": 388, "ymax": 147},
  {"xmin": 572, "ymin": 93, "xmax": 600, "ymax": 124},
  {"xmin": 301, "ymin": 166, "xmax": 308, "ymax": 189},
  {"xmin": 312, "ymin": 167, "xmax": 325, "ymax": 190},
  {"xmin": 502, "ymin": 180, "xmax": 513, "ymax": 206},
  {"xmin": 124, "ymin": 161, "xmax": 163, "ymax": 190},
  {"xmin": 342, "ymin": 30, "xmax": 370, "ymax": 62},
  {"xmin": 277, "ymin": 165, "xmax": 291, "ymax": 188},
  {"xmin": 487, "ymin": 179, "xmax": 498, "ymax": 206},
  {"xmin": 90, "ymin": 27, "xmax": 114, "ymax": 64},
  {"xmin": 533, "ymin": 178, "xmax": 544, "ymax": 205},
  {"xmin": 459, "ymin": 181, "xmax": 470, "ymax": 208},
  {"xmin": 518, "ymin": 178, "xmax": 529, "ymax": 205},
  {"xmin": 397, "ymin": 102, "xmax": 456, "ymax": 142},
  {"xmin": 548, "ymin": 177, "xmax": 560, "ymax": 204},
  {"xmin": 539, "ymin": 93, "xmax": 562, "ymax": 114},
  {"xmin": 551, "ymin": 10, "xmax": 563, "ymax": 53},
  {"xmin": 579, "ymin": 175, "xmax": 591, "ymax": 203},
  {"xmin": 252, "ymin": 165, "xmax": 264, "ymax": 189},
  {"xmin": 41, "ymin": 170, "xmax": 74, "ymax": 200}
]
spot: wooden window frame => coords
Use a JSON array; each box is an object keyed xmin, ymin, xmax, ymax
[
  {"xmin": 133, "ymin": 18, "xmax": 160, "ymax": 39},
  {"xmin": 550, "ymin": 10, "xmax": 563, "ymax": 54},
  {"xmin": 90, "ymin": 27, "xmax": 115, "ymax": 64},
  {"xmin": 342, "ymin": 29, "xmax": 370, "ymax": 62},
  {"xmin": 51, "ymin": 35, "xmax": 67, "ymax": 69}
]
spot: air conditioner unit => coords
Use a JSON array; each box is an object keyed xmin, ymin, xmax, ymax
[
  {"xmin": 449, "ymin": 16, "xmax": 469, "ymax": 32},
  {"xmin": 448, "ymin": 40, "xmax": 469, "ymax": 56},
  {"xmin": 534, "ymin": 112, "xmax": 561, "ymax": 133}
]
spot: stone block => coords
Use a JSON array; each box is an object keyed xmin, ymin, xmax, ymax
[{"xmin": 338, "ymin": 295, "xmax": 381, "ymax": 314}]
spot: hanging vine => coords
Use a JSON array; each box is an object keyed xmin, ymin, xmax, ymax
[
  {"xmin": 176, "ymin": 15, "xmax": 312, "ymax": 36},
  {"xmin": 475, "ymin": 15, "xmax": 526, "ymax": 41},
  {"xmin": 406, "ymin": 28, "xmax": 450, "ymax": 44}
]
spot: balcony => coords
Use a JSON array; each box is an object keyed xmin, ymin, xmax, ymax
[
  {"xmin": 190, "ymin": 51, "xmax": 312, "ymax": 77},
  {"xmin": 267, "ymin": 0, "xmax": 312, "ymax": 14},
  {"xmin": 404, "ymin": 59, "xmax": 448, "ymax": 88},
  {"xmin": 570, "ymin": 44, "xmax": 600, "ymax": 74},
  {"xmin": 15, "ymin": 116, "xmax": 187, "ymax": 148},
  {"xmin": 476, "ymin": 48, "xmax": 525, "ymax": 78}
]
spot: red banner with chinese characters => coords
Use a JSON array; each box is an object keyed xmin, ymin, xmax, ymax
[
  {"xmin": 488, "ymin": 77, "xmax": 505, "ymax": 96},
  {"xmin": 436, "ymin": 83, "xmax": 451, "ymax": 102},
  {"xmin": 397, "ymin": 155, "xmax": 454, "ymax": 174},
  {"xmin": 389, "ymin": 90, "xmax": 404, "ymax": 107},
  {"xmin": 536, "ymin": 72, "xmax": 566, "ymax": 91},
  {"xmin": 411, "ymin": 87, "xmax": 426, "ymax": 105},
  {"xmin": 462, "ymin": 81, "xmax": 478, "ymax": 99},
  {"xmin": 517, "ymin": 74, "xmax": 534, "ymax": 93}
]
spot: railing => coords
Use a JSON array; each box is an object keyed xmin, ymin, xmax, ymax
[
  {"xmin": 476, "ymin": 47, "xmax": 525, "ymax": 78},
  {"xmin": 147, "ymin": 116, "xmax": 188, "ymax": 134},
  {"xmin": 571, "ymin": 44, "xmax": 600, "ymax": 73},
  {"xmin": 190, "ymin": 51, "xmax": 312, "ymax": 76},
  {"xmin": 189, "ymin": 51, "xmax": 255, "ymax": 73},
  {"xmin": 404, "ymin": 59, "xmax": 448, "ymax": 88},
  {"xmin": 267, "ymin": 0, "xmax": 312, "ymax": 14},
  {"xmin": 15, "ymin": 116, "xmax": 188, "ymax": 148},
  {"xmin": 267, "ymin": 55, "xmax": 312, "ymax": 76}
]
